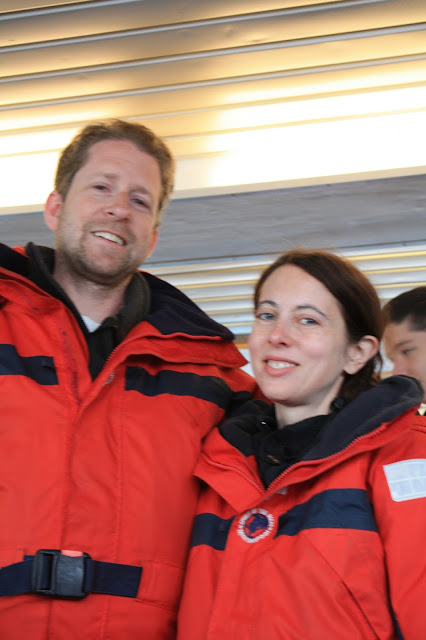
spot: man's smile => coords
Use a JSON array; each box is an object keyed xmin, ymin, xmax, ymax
[{"xmin": 92, "ymin": 231, "xmax": 126, "ymax": 246}]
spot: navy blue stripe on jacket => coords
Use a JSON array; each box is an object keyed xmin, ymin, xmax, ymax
[
  {"xmin": 191, "ymin": 488, "xmax": 377, "ymax": 550},
  {"xmin": 191, "ymin": 514, "xmax": 235, "ymax": 551},
  {"xmin": 125, "ymin": 366, "xmax": 249, "ymax": 409},
  {"xmin": 276, "ymin": 489, "xmax": 377, "ymax": 537},
  {"xmin": 0, "ymin": 344, "xmax": 58, "ymax": 385}
]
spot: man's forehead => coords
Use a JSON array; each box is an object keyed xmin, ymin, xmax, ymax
[{"xmin": 384, "ymin": 320, "xmax": 423, "ymax": 350}]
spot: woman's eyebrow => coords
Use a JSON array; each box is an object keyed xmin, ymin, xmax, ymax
[
  {"xmin": 257, "ymin": 301, "xmax": 328, "ymax": 319},
  {"xmin": 257, "ymin": 299, "xmax": 278, "ymax": 308},
  {"xmin": 295, "ymin": 304, "xmax": 328, "ymax": 319}
]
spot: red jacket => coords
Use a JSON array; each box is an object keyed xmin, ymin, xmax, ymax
[
  {"xmin": 0, "ymin": 243, "xmax": 256, "ymax": 639},
  {"xmin": 178, "ymin": 376, "xmax": 426, "ymax": 640}
]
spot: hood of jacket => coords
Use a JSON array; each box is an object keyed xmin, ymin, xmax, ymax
[
  {"xmin": 195, "ymin": 375, "xmax": 424, "ymax": 509},
  {"xmin": 0, "ymin": 242, "xmax": 247, "ymax": 369}
]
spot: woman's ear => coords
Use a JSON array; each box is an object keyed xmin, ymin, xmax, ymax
[
  {"xmin": 344, "ymin": 335, "xmax": 379, "ymax": 375},
  {"xmin": 44, "ymin": 191, "xmax": 63, "ymax": 232}
]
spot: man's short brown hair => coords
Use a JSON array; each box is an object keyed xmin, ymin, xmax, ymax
[
  {"xmin": 382, "ymin": 286, "xmax": 426, "ymax": 332},
  {"xmin": 54, "ymin": 119, "xmax": 175, "ymax": 227}
]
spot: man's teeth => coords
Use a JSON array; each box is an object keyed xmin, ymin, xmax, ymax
[
  {"xmin": 267, "ymin": 360, "xmax": 295, "ymax": 369},
  {"xmin": 93, "ymin": 231, "xmax": 124, "ymax": 246}
]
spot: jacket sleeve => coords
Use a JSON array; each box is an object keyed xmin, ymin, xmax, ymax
[
  {"xmin": 369, "ymin": 414, "xmax": 426, "ymax": 639},
  {"xmin": 219, "ymin": 365, "xmax": 257, "ymax": 398}
]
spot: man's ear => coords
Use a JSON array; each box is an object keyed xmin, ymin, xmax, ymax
[
  {"xmin": 44, "ymin": 191, "xmax": 63, "ymax": 232},
  {"xmin": 344, "ymin": 335, "xmax": 380, "ymax": 375}
]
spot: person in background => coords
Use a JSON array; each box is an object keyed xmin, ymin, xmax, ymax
[
  {"xmin": 178, "ymin": 249, "xmax": 426, "ymax": 640},
  {"xmin": 383, "ymin": 286, "xmax": 426, "ymax": 414},
  {"xmin": 0, "ymin": 119, "xmax": 256, "ymax": 640}
]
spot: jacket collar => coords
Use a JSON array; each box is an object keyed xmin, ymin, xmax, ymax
[
  {"xmin": 0, "ymin": 243, "xmax": 242, "ymax": 361},
  {"xmin": 196, "ymin": 376, "xmax": 424, "ymax": 509}
]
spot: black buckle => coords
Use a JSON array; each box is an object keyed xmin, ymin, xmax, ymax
[{"xmin": 32, "ymin": 549, "xmax": 90, "ymax": 599}]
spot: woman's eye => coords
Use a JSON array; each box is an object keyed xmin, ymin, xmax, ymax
[
  {"xmin": 256, "ymin": 311, "xmax": 275, "ymax": 321},
  {"xmin": 93, "ymin": 184, "xmax": 108, "ymax": 192},
  {"xmin": 300, "ymin": 317, "xmax": 318, "ymax": 325}
]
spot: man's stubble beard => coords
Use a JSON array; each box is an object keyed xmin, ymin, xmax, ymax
[{"xmin": 55, "ymin": 228, "xmax": 141, "ymax": 289}]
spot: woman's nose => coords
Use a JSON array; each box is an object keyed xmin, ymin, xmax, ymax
[{"xmin": 268, "ymin": 322, "xmax": 292, "ymax": 346}]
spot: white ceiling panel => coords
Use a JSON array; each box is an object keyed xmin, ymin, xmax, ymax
[{"xmin": 0, "ymin": 0, "xmax": 424, "ymax": 343}]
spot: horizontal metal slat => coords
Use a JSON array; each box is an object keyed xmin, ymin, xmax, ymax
[{"xmin": 148, "ymin": 243, "xmax": 426, "ymax": 346}]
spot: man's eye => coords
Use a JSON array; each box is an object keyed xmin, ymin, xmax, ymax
[
  {"xmin": 402, "ymin": 348, "xmax": 415, "ymax": 355},
  {"xmin": 93, "ymin": 184, "xmax": 108, "ymax": 191},
  {"xmin": 133, "ymin": 198, "xmax": 148, "ymax": 208}
]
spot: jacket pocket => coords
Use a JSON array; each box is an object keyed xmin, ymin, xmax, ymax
[
  {"xmin": 303, "ymin": 529, "xmax": 390, "ymax": 639},
  {"xmin": 136, "ymin": 560, "xmax": 184, "ymax": 612}
]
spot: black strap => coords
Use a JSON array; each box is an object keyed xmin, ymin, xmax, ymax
[{"xmin": 0, "ymin": 551, "xmax": 142, "ymax": 599}]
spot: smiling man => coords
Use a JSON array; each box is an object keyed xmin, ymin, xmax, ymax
[
  {"xmin": 0, "ymin": 120, "xmax": 255, "ymax": 639},
  {"xmin": 383, "ymin": 286, "xmax": 426, "ymax": 413}
]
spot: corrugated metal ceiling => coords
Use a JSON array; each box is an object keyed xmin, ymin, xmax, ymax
[
  {"xmin": 1, "ymin": 0, "xmax": 425, "ymax": 351},
  {"xmin": 2, "ymin": 0, "xmax": 425, "ymax": 171}
]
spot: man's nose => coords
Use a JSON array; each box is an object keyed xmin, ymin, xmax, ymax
[
  {"xmin": 392, "ymin": 360, "xmax": 409, "ymax": 377},
  {"xmin": 108, "ymin": 192, "xmax": 131, "ymax": 219}
]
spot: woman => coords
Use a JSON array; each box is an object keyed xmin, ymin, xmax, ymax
[{"xmin": 178, "ymin": 249, "xmax": 426, "ymax": 640}]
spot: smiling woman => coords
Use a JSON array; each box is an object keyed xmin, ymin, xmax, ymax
[
  {"xmin": 178, "ymin": 248, "xmax": 426, "ymax": 640},
  {"xmin": 251, "ymin": 249, "xmax": 384, "ymax": 414},
  {"xmin": 249, "ymin": 261, "xmax": 378, "ymax": 426}
]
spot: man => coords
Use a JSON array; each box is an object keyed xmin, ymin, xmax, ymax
[
  {"xmin": 0, "ymin": 120, "xmax": 255, "ymax": 639},
  {"xmin": 383, "ymin": 286, "xmax": 426, "ymax": 413}
]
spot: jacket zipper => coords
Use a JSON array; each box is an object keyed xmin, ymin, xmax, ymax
[{"xmin": 264, "ymin": 419, "xmax": 394, "ymax": 497}]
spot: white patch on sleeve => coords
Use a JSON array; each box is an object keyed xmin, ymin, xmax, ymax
[{"xmin": 383, "ymin": 459, "xmax": 426, "ymax": 502}]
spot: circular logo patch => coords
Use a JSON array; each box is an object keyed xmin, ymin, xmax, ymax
[{"xmin": 237, "ymin": 508, "xmax": 275, "ymax": 544}]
